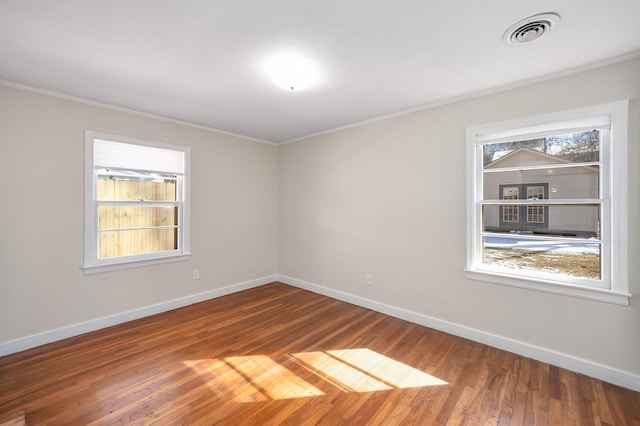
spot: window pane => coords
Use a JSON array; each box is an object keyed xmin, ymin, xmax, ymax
[
  {"xmin": 97, "ymin": 172, "xmax": 177, "ymax": 201},
  {"xmin": 483, "ymin": 204, "xmax": 600, "ymax": 237},
  {"xmin": 482, "ymin": 236, "xmax": 601, "ymax": 279},
  {"xmin": 526, "ymin": 185, "xmax": 544, "ymax": 199},
  {"xmin": 483, "ymin": 130, "xmax": 600, "ymax": 168},
  {"xmin": 502, "ymin": 186, "xmax": 519, "ymax": 199},
  {"xmin": 483, "ymin": 167, "xmax": 599, "ymax": 200},
  {"xmin": 527, "ymin": 205, "xmax": 545, "ymax": 223},
  {"xmin": 98, "ymin": 229, "xmax": 177, "ymax": 259},
  {"xmin": 98, "ymin": 206, "xmax": 178, "ymax": 230},
  {"xmin": 500, "ymin": 186, "xmax": 519, "ymax": 222}
]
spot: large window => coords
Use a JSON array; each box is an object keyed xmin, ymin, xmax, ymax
[
  {"xmin": 84, "ymin": 132, "xmax": 191, "ymax": 273},
  {"xmin": 466, "ymin": 101, "xmax": 629, "ymax": 304}
]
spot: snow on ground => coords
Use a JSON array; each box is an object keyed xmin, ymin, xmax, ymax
[{"xmin": 484, "ymin": 236, "xmax": 599, "ymax": 254}]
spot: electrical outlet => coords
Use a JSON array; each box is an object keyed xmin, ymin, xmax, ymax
[
  {"xmin": 193, "ymin": 269, "xmax": 200, "ymax": 280},
  {"xmin": 365, "ymin": 274, "xmax": 372, "ymax": 286}
]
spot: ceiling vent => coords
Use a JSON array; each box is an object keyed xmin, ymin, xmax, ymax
[{"xmin": 503, "ymin": 13, "xmax": 560, "ymax": 45}]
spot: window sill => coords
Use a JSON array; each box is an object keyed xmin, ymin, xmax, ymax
[
  {"xmin": 83, "ymin": 253, "xmax": 192, "ymax": 275},
  {"xmin": 465, "ymin": 269, "xmax": 631, "ymax": 305}
]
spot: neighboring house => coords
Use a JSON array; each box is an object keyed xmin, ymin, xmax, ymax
[{"xmin": 483, "ymin": 148, "xmax": 599, "ymax": 237}]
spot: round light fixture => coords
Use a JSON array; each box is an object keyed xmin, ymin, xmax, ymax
[
  {"xmin": 503, "ymin": 13, "xmax": 560, "ymax": 45},
  {"xmin": 265, "ymin": 52, "xmax": 319, "ymax": 92}
]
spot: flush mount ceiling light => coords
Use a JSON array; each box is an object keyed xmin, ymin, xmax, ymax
[
  {"xmin": 265, "ymin": 52, "xmax": 319, "ymax": 92},
  {"xmin": 503, "ymin": 13, "xmax": 560, "ymax": 45}
]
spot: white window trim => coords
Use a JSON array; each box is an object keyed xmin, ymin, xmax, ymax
[
  {"xmin": 465, "ymin": 101, "xmax": 630, "ymax": 305},
  {"xmin": 83, "ymin": 131, "xmax": 191, "ymax": 274}
]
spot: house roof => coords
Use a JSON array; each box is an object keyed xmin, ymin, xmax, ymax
[
  {"xmin": 486, "ymin": 148, "xmax": 568, "ymax": 168},
  {"xmin": 485, "ymin": 148, "xmax": 599, "ymax": 172}
]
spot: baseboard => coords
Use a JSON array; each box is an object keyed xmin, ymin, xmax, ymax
[
  {"xmin": 0, "ymin": 275, "xmax": 277, "ymax": 357},
  {"xmin": 277, "ymin": 274, "xmax": 640, "ymax": 392}
]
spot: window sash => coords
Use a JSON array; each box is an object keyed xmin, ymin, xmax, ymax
[
  {"xmin": 91, "ymin": 179, "xmax": 185, "ymax": 261},
  {"xmin": 479, "ymin": 200, "xmax": 606, "ymax": 288}
]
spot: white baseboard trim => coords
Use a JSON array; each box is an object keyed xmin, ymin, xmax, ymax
[
  {"xmin": 277, "ymin": 274, "xmax": 640, "ymax": 392},
  {"xmin": 0, "ymin": 275, "xmax": 277, "ymax": 357}
]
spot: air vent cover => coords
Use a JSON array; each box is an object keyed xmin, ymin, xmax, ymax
[{"xmin": 503, "ymin": 13, "xmax": 560, "ymax": 45}]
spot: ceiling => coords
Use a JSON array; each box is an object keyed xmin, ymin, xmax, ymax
[{"xmin": 1, "ymin": 1, "xmax": 639, "ymax": 144}]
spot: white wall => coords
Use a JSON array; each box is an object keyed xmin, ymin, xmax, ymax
[
  {"xmin": 278, "ymin": 58, "xmax": 640, "ymax": 379},
  {"xmin": 0, "ymin": 84, "xmax": 278, "ymax": 344}
]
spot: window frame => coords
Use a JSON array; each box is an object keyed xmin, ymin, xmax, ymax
[
  {"xmin": 83, "ymin": 131, "xmax": 191, "ymax": 274},
  {"xmin": 465, "ymin": 101, "xmax": 630, "ymax": 305}
]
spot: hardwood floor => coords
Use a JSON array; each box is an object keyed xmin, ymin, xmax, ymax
[{"xmin": 1, "ymin": 283, "xmax": 638, "ymax": 425}]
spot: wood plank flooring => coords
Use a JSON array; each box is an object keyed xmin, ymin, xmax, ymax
[{"xmin": 1, "ymin": 282, "xmax": 638, "ymax": 425}]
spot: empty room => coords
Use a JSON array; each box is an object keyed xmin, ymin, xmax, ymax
[{"xmin": 0, "ymin": 1, "xmax": 639, "ymax": 424}]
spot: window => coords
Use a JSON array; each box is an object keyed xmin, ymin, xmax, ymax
[
  {"xmin": 466, "ymin": 101, "xmax": 629, "ymax": 305},
  {"xmin": 526, "ymin": 185, "xmax": 546, "ymax": 224},
  {"xmin": 84, "ymin": 131, "xmax": 191, "ymax": 273},
  {"xmin": 499, "ymin": 183, "xmax": 548, "ymax": 228}
]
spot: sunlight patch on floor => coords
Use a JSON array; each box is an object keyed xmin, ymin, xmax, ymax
[
  {"xmin": 226, "ymin": 355, "xmax": 324, "ymax": 399},
  {"xmin": 183, "ymin": 356, "xmax": 324, "ymax": 401},
  {"xmin": 289, "ymin": 351, "xmax": 392, "ymax": 392},
  {"xmin": 183, "ymin": 359, "xmax": 269, "ymax": 402},
  {"xmin": 184, "ymin": 348, "xmax": 446, "ymax": 402},
  {"xmin": 291, "ymin": 348, "xmax": 448, "ymax": 392},
  {"xmin": 329, "ymin": 348, "xmax": 448, "ymax": 388}
]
